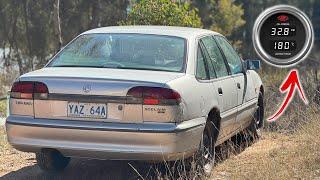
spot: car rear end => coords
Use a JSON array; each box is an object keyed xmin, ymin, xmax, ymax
[{"xmin": 5, "ymin": 32, "xmax": 205, "ymax": 161}]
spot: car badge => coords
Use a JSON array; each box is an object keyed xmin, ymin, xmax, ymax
[{"xmin": 83, "ymin": 84, "xmax": 92, "ymax": 93}]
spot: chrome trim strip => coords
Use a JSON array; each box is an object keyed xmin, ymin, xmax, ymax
[
  {"xmin": 47, "ymin": 93, "xmax": 127, "ymax": 103},
  {"xmin": 6, "ymin": 116, "xmax": 205, "ymax": 133},
  {"xmin": 238, "ymin": 98, "xmax": 258, "ymax": 112},
  {"xmin": 42, "ymin": 93, "xmax": 179, "ymax": 105},
  {"xmin": 220, "ymin": 98, "xmax": 257, "ymax": 119}
]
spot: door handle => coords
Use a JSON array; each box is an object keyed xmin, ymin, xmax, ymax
[
  {"xmin": 218, "ymin": 87, "xmax": 223, "ymax": 95},
  {"xmin": 237, "ymin": 83, "xmax": 241, "ymax": 89}
]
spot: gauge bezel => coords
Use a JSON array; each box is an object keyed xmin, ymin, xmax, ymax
[{"xmin": 253, "ymin": 5, "xmax": 314, "ymax": 67}]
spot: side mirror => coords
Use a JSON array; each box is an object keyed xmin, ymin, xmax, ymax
[{"xmin": 245, "ymin": 60, "xmax": 261, "ymax": 71}]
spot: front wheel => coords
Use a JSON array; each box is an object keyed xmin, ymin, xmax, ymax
[{"xmin": 36, "ymin": 149, "xmax": 70, "ymax": 172}]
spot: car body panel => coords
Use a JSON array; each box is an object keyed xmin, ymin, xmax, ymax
[
  {"xmin": 5, "ymin": 26, "xmax": 263, "ymax": 161},
  {"xmin": 20, "ymin": 67, "xmax": 185, "ymax": 86}
]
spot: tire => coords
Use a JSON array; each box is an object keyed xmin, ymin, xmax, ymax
[
  {"xmin": 248, "ymin": 92, "xmax": 264, "ymax": 138},
  {"xmin": 36, "ymin": 149, "xmax": 70, "ymax": 172},
  {"xmin": 197, "ymin": 118, "xmax": 219, "ymax": 176},
  {"xmin": 256, "ymin": 92, "xmax": 265, "ymax": 129}
]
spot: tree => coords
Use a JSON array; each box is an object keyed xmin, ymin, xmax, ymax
[
  {"xmin": 122, "ymin": 0, "xmax": 202, "ymax": 27},
  {"xmin": 0, "ymin": 0, "xmax": 129, "ymax": 75},
  {"xmin": 190, "ymin": 0, "xmax": 216, "ymax": 29},
  {"xmin": 210, "ymin": 0, "xmax": 245, "ymax": 37},
  {"xmin": 53, "ymin": 0, "xmax": 63, "ymax": 52},
  {"xmin": 191, "ymin": 0, "xmax": 245, "ymax": 36},
  {"xmin": 191, "ymin": 0, "xmax": 245, "ymax": 50}
]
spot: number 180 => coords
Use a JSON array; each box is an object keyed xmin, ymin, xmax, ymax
[{"xmin": 274, "ymin": 41, "xmax": 290, "ymax": 50}]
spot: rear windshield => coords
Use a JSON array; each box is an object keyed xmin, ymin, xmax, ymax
[{"xmin": 48, "ymin": 33, "xmax": 186, "ymax": 72}]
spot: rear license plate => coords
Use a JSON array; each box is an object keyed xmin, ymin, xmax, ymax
[{"xmin": 67, "ymin": 102, "xmax": 107, "ymax": 118}]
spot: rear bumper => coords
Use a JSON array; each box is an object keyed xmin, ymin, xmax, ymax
[{"xmin": 5, "ymin": 116, "xmax": 205, "ymax": 161}]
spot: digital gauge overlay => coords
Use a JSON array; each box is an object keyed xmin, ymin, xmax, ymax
[{"xmin": 253, "ymin": 5, "xmax": 314, "ymax": 67}]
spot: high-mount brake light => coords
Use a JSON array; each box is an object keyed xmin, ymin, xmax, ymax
[
  {"xmin": 10, "ymin": 81, "xmax": 49, "ymax": 99},
  {"xmin": 126, "ymin": 86, "xmax": 181, "ymax": 105}
]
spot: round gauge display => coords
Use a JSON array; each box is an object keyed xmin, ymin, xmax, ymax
[{"xmin": 253, "ymin": 5, "xmax": 314, "ymax": 67}]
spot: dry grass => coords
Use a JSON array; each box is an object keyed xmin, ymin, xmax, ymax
[
  {"xmin": 0, "ymin": 100, "xmax": 6, "ymax": 117},
  {"xmin": 210, "ymin": 66, "xmax": 320, "ymax": 179},
  {"xmin": 211, "ymin": 113, "xmax": 320, "ymax": 180}
]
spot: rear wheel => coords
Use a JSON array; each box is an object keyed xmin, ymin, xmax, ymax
[
  {"xmin": 36, "ymin": 149, "xmax": 70, "ymax": 172},
  {"xmin": 248, "ymin": 92, "xmax": 264, "ymax": 138},
  {"xmin": 256, "ymin": 92, "xmax": 265, "ymax": 129},
  {"xmin": 197, "ymin": 118, "xmax": 219, "ymax": 176},
  {"xmin": 144, "ymin": 116, "xmax": 219, "ymax": 177}
]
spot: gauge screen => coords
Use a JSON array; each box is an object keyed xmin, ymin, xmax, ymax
[
  {"xmin": 253, "ymin": 5, "xmax": 314, "ymax": 67},
  {"xmin": 259, "ymin": 13, "xmax": 305, "ymax": 59}
]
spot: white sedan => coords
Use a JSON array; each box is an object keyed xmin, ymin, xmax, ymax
[{"xmin": 5, "ymin": 26, "xmax": 264, "ymax": 173}]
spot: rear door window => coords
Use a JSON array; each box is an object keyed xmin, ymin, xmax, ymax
[
  {"xmin": 201, "ymin": 36, "xmax": 229, "ymax": 78},
  {"xmin": 196, "ymin": 45, "xmax": 209, "ymax": 80},
  {"xmin": 215, "ymin": 36, "xmax": 243, "ymax": 74}
]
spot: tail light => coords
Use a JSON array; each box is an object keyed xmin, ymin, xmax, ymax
[
  {"xmin": 126, "ymin": 86, "xmax": 181, "ymax": 105},
  {"xmin": 10, "ymin": 81, "xmax": 49, "ymax": 99}
]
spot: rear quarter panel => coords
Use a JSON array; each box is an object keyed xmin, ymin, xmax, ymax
[{"xmin": 166, "ymin": 75, "xmax": 219, "ymax": 121}]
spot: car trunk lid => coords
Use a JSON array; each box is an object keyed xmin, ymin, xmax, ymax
[{"xmin": 14, "ymin": 67, "xmax": 184, "ymax": 123}]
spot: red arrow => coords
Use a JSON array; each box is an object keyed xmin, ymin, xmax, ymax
[{"xmin": 268, "ymin": 69, "xmax": 308, "ymax": 121}]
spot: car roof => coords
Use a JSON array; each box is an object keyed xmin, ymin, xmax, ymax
[{"xmin": 82, "ymin": 26, "xmax": 222, "ymax": 39}]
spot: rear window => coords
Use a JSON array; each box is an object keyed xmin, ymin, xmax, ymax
[{"xmin": 48, "ymin": 33, "xmax": 186, "ymax": 72}]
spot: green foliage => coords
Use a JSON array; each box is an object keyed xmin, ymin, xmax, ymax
[
  {"xmin": 210, "ymin": 0, "xmax": 245, "ymax": 37},
  {"xmin": 122, "ymin": 0, "xmax": 202, "ymax": 28},
  {"xmin": 191, "ymin": 0, "xmax": 245, "ymax": 37},
  {"xmin": 190, "ymin": 0, "xmax": 216, "ymax": 28}
]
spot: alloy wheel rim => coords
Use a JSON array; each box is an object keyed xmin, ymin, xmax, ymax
[{"xmin": 201, "ymin": 129, "xmax": 214, "ymax": 174}]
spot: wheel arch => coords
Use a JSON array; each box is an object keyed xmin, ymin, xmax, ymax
[
  {"xmin": 207, "ymin": 107, "xmax": 221, "ymax": 125},
  {"xmin": 205, "ymin": 106, "xmax": 221, "ymax": 142}
]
